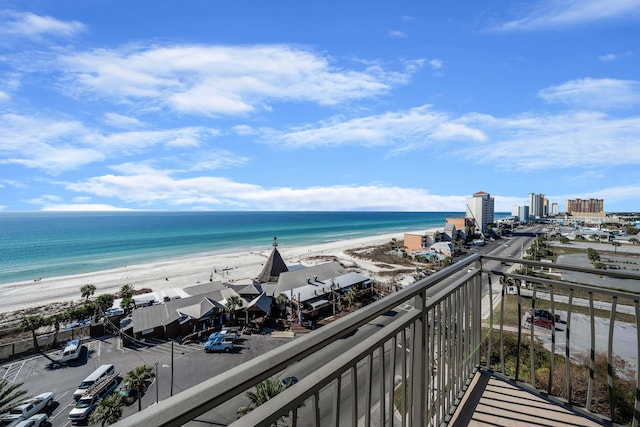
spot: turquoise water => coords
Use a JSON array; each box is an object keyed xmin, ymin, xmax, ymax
[{"xmin": 0, "ymin": 211, "xmax": 505, "ymax": 285}]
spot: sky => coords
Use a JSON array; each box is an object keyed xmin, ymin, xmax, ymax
[{"xmin": 1, "ymin": 1, "xmax": 639, "ymax": 213}]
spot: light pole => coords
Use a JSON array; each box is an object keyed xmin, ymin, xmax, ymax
[{"xmin": 155, "ymin": 362, "xmax": 159, "ymax": 404}]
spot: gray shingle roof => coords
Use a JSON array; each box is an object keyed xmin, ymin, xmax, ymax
[
  {"xmin": 274, "ymin": 261, "xmax": 345, "ymax": 295},
  {"xmin": 255, "ymin": 247, "xmax": 289, "ymax": 283},
  {"xmin": 131, "ymin": 289, "xmax": 238, "ymax": 333}
]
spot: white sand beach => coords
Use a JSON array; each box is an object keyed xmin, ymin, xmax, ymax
[{"xmin": 1, "ymin": 232, "xmax": 407, "ymax": 314}]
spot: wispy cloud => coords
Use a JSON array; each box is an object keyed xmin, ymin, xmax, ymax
[
  {"xmin": 0, "ymin": 113, "xmax": 222, "ymax": 174},
  {"xmin": 599, "ymin": 51, "xmax": 633, "ymax": 62},
  {"xmin": 42, "ymin": 204, "xmax": 132, "ymax": 211},
  {"xmin": 64, "ymin": 165, "xmax": 467, "ymax": 211},
  {"xmin": 388, "ymin": 30, "xmax": 407, "ymax": 39},
  {"xmin": 538, "ymin": 78, "xmax": 640, "ymax": 109},
  {"xmin": 58, "ymin": 44, "xmax": 419, "ymax": 116},
  {"xmin": 0, "ymin": 10, "xmax": 86, "ymax": 39},
  {"xmin": 490, "ymin": 0, "xmax": 640, "ymax": 31},
  {"xmin": 102, "ymin": 113, "xmax": 145, "ymax": 129},
  {"xmin": 262, "ymin": 105, "xmax": 486, "ymax": 149},
  {"xmin": 459, "ymin": 111, "xmax": 640, "ymax": 170}
]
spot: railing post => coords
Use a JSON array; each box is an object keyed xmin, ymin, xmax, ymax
[
  {"xmin": 634, "ymin": 299, "xmax": 640, "ymax": 427},
  {"xmin": 412, "ymin": 290, "xmax": 426, "ymax": 426}
]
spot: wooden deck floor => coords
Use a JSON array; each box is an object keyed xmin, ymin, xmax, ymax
[{"xmin": 450, "ymin": 371, "xmax": 605, "ymax": 427}]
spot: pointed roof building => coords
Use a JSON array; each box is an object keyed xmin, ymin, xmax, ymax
[{"xmin": 255, "ymin": 237, "xmax": 289, "ymax": 284}]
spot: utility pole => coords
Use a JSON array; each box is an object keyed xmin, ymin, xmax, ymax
[
  {"xmin": 155, "ymin": 362, "xmax": 159, "ymax": 404},
  {"xmin": 170, "ymin": 341, "xmax": 174, "ymax": 396}
]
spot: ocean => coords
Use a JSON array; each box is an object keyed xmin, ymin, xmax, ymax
[{"xmin": 0, "ymin": 211, "xmax": 503, "ymax": 285}]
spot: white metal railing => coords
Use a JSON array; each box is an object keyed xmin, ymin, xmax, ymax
[{"xmin": 115, "ymin": 254, "xmax": 640, "ymax": 427}]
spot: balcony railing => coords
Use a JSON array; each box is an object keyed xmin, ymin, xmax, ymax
[{"xmin": 116, "ymin": 254, "xmax": 640, "ymax": 427}]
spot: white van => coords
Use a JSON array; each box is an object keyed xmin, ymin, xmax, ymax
[
  {"xmin": 60, "ymin": 339, "xmax": 82, "ymax": 363},
  {"xmin": 69, "ymin": 374, "xmax": 119, "ymax": 423},
  {"xmin": 73, "ymin": 364, "xmax": 115, "ymax": 400}
]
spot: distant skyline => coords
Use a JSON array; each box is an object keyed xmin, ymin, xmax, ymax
[{"xmin": 1, "ymin": 1, "xmax": 639, "ymax": 212}]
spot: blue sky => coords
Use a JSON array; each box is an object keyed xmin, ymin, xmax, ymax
[{"xmin": 1, "ymin": 1, "xmax": 639, "ymax": 213}]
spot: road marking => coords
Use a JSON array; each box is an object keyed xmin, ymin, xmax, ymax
[{"xmin": 2, "ymin": 361, "xmax": 25, "ymax": 383}]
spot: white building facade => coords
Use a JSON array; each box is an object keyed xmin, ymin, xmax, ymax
[
  {"xmin": 529, "ymin": 193, "xmax": 546, "ymax": 218},
  {"xmin": 466, "ymin": 191, "xmax": 495, "ymax": 235}
]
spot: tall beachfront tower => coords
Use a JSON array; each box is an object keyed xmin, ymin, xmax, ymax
[
  {"xmin": 529, "ymin": 193, "xmax": 546, "ymax": 218},
  {"xmin": 466, "ymin": 191, "xmax": 495, "ymax": 236}
]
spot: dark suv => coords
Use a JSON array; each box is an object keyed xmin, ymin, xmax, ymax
[{"xmin": 533, "ymin": 309, "xmax": 560, "ymax": 323}]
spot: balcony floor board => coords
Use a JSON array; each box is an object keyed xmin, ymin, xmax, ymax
[{"xmin": 449, "ymin": 370, "xmax": 605, "ymax": 427}]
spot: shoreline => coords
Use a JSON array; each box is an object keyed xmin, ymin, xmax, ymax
[{"xmin": 1, "ymin": 231, "xmax": 406, "ymax": 314}]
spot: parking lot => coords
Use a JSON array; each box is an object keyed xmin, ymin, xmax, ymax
[{"xmin": 1, "ymin": 333, "xmax": 293, "ymax": 426}]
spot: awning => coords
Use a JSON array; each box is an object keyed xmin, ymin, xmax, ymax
[{"xmin": 308, "ymin": 299, "xmax": 331, "ymax": 310}]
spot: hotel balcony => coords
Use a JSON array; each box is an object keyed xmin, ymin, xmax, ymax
[{"xmin": 115, "ymin": 254, "xmax": 639, "ymax": 426}]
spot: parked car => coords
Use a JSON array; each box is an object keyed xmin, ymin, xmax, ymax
[
  {"xmin": 207, "ymin": 328, "xmax": 241, "ymax": 342},
  {"xmin": 64, "ymin": 319, "xmax": 91, "ymax": 330},
  {"xmin": 281, "ymin": 376, "xmax": 298, "ymax": 388},
  {"xmin": 13, "ymin": 413, "xmax": 48, "ymax": 427},
  {"xmin": 104, "ymin": 307, "xmax": 124, "ymax": 317},
  {"xmin": 0, "ymin": 392, "xmax": 54, "ymax": 425},
  {"xmin": 532, "ymin": 309, "xmax": 560, "ymax": 323},
  {"xmin": 204, "ymin": 337, "xmax": 234, "ymax": 353},
  {"xmin": 60, "ymin": 339, "xmax": 82, "ymax": 363},
  {"xmin": 526, "ymin": 316, "xmax": 553, "ymax": 329},
  {"xmin": 117, "ymin": 380, "xmax": 138, "ymax": 404}
]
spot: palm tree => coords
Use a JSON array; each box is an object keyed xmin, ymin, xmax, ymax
[
  {"xmin": 611, "ymin": 241, "xmax": 622, "ymax": 253},
  {"xmin": 274, "ymin": 293, "xmax": 289, "ymax": 319},
  {"xmin": 95, "ymin": 294, "xmax": 115, "ymax": 315},
  {"xmin": 80, "ymin": 284, "xmax": 96, "ymax": 302},
  {"xmin": 89, "ymin": 394, "xmax": 125, "ymax": 426},
  {"xmin": 20, "ymin": 315, "xmax": 46, "ymax": 352},
  {"xmin": 125, "ymin": 364, "xmax": 155, "ymax": 412},
  {"xmin": 225, "ymin": 295, "xmax": 244, "ymax": 324},
  {"xmin": 630, "ymin": 237, "xmax": 639, "ymax": 245},
  {"xmin": 48, "ymin": 311, "xmax": 69, "ymax": 347},
  {"xmin": 119, "ymin": 284, "xmax": 135, "ymax": 300},
  {"xmin": 120, "ymin": 296, "xmax": 136, "ymax": 314},
  {"xmin": 0, "ymin": 379, "xmax": 27, "ymax": 415},
  {"xmin": 343, "ymin": 286, "xmax": 358, "ymax": 309},
  {"xmin": 237, "ymin": 377, "xmax": 286, "ymax": 423}
]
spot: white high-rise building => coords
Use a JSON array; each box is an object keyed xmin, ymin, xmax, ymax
[
  {"xmin": 529, "ymin": 193, "xmax": 545, "ymax": 218},
  {"xmin": 466, "ymin": 191, "xmax": 495, "ymax": 235},
  {"xmin": 517, "ymin": 205, "xmax": 529, "ymax": 222}
]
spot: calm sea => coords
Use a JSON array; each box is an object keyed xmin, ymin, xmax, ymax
[{"xmin": 0, "ymin": 211, "xmax": 503, "ymax": 285}]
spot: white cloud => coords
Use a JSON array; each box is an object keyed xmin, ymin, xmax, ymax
[
  {"xmin": 491, "ymin": 0, "xmax": 640, "ymax": 31},
  {"xmin": 0, "ymin": 113, "xmax": 222, "ymax": 174},
  {"xmin": 65, "ymin": 166, "xmax": 468, "ymax": 211},
  {"xmin": 263, "ymin": 105, "xmax": 485, "ymax": 149},
  {"xmin": 0, "ymin": 90, "xmax": 8, "ymax": 101},
  {"xmin": 103, "ymin": 113, "xmax": 145, "ymax": 129},
  {"xmin": 428, "ymin": 59, "xmax": 444, "ymax": 70},
  {"xmin": 388, "ymin": 30, "xmax": 407, "ymax": 39},
  {"xmin": 59, "ymin": 44, "xmax": 416, "ymax": 116},
  {"xmin": 599, "ymin": 53, "xmax": 619, "ymax": 62},
  {"xmin": 0, "ymin": 10, "xmax": 86, "ymax": 39},
  {"xmin": 458, "ymin": 111, "xmax": 640, "ymax": 170},
  {"xmin": 598, "ymin": 51, "xmax": 633, "ymax": 62},
  {"xmin": 538, "ymin": 78, "xmax": 640, "ymax": 109},
  {"xmin": 42, "ymin": 204, "xmax": 132, "ymax": 211}
]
